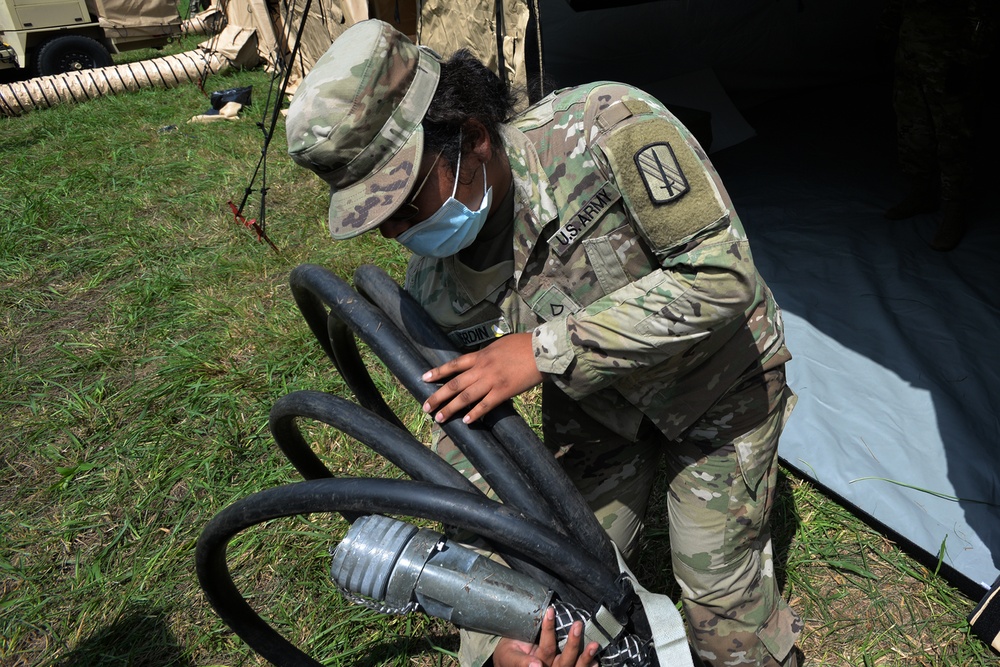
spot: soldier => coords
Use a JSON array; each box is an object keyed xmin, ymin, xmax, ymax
[
  {"xmin": 882, "ymin": 0, "xmax": 997, "ymax": 251},
  {"xmin": 286, "ymin": 19, "xmax": 802, "ymax": 667}
]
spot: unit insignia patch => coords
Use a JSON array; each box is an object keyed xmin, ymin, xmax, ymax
[{"xmin": 634, "ymin": 143, "xmax": 689, "ymax": 204}]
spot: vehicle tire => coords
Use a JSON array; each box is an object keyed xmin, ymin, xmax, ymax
[{"xmin": 34, "ymin": 35, "xmax": 113, "ymax": 77}]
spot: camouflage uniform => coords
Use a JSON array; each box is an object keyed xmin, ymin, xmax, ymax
[
  {"xmin": 886, "ymin": 0, "xmax": 996, "ymax": 201},
  {"xmin": 407, "ymin": 83, "xmax": 801, "ymax": 667},
  {"xmin": 286, "ymin": 21, "xmax": 801, "ymax": 667}
]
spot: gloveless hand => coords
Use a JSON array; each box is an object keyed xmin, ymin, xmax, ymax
[
  {"xmin": 493, "ymin": 607, "xmax": 598, "ymax": 667},
  {"xmin": 421, "ymin": 332, "xmax": 544, "ymax": 424}
]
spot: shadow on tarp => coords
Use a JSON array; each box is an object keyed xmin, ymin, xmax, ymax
[{"xmin": 711, "ymin": 76, "xmax": 1000, "ymax": 600}]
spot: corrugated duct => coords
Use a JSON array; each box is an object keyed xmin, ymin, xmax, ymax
[
  {"xmin": 181, "ymin": 6, "xmax": 226, "ymax": 36},
  {"xmin": 0, "ymin": 49, "xmax": 231, "ymax": 117}
]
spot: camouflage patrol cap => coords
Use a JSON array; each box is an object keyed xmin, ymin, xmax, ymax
[{"xmin": 286, "ymin": 20, "xmax": 441, "ymax": 239}]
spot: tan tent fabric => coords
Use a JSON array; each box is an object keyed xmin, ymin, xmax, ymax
[
  {"xmin": 209, "ymin": 0, "xmax": 532, "ymax": 104},
  {"xmin": 247, "ymin": 0, "xmax": 280, "ymax": 66},
  {"xmin": 500, "ymin": 0, "xmax": 531, "ymax": 97},
  {"xmin": 201, "ymin": 25, "xmax": 259, "ymax": 68},
  {"xmin": 278, "ymin": 0, "xmax": 369, "ymax": 94},
  {"xmin": 85, "ymin": 0, "xmax": 181, "ymax": 27},
  {"xmin": 418, "ymin": 0, "xmax": 531, "ymax": 96}
]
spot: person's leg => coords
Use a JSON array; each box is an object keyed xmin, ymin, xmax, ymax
[
  {"xmin": 925, "ymin": 53, "xmax": 983, "ymax": 251},
  {"xmin": 665, "ymin": 368, "xmax": 802, "ymax": 667},
  {"xmin": 886, "ymin": 39, "xmax": 940, "ymax": 220},
  {"xmin": 433, "ymin": 387, "xmax": 663, "ymax": 667},
  {"xmin": 541, "ymin": 384, "xmax": 663, "ymax": 565}
]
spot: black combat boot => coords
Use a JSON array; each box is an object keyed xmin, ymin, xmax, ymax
[
  {"xmin": 884, "ymin": 178, "xmax": 939, "ymax": 220},
  {"xmin": 929, "ymin": 199, "xmax": 967, "ymax": 251}
]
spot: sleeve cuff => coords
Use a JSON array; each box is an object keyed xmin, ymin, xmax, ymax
[{"xmin": 532, "ymin": 322, "xmax": 574, "ymax": 375}]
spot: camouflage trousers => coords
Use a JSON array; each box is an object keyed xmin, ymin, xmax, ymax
[
  {"xmin": 434, "ymin": 367, "xmax": 802, "ymax": 667},
  {"xmin": 892, "ymin": 28, "xmax": 987, "ymax": 202}
]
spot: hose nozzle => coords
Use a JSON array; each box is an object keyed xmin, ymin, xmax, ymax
[{"xmin": 331, "ymin": 514, "xmax": 554, "ymax": 642}]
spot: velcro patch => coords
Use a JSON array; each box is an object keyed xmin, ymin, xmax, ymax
[
  {"xmin": 447, "ymin": 316, "xmax": 511, "ymax": 349},
  {"xmin": 635, "ymin": 143, "xmax": 689, "ymax": 203},
  {"xmin": 547, "ymin": 181, "xmax": 621, "ymax": 256},
  {"xmin": 602, "ymin": 117, "xmax": 728, "ymax": 252},
  {"xmin": 529, "ymin": 285, "xmax": 581, "ymax": 321}
]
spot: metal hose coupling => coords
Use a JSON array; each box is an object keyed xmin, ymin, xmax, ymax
[
  {"xmin": 330, "ymin": 514, "xmax": 654, "ymax": 667},
  {"xmin": 331, "ymin": 514, "xmax": 554, "ymax": 640}
]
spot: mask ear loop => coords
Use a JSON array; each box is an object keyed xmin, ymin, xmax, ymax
[
  {"xmin": 450, "ymin": 130, "xmax": 464, "ymax": 197},
  {"xmin": 411, "ymin": 151, "xmax": 442, "ymax": 202},
  {"xmin": 453, "ymin": 129, "xmax": 489, "ymax": 202}
]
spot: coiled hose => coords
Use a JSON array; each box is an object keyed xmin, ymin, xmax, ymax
[{"xmin": 195, "ymin": 263, "xmax": 652, "ymax": 665}]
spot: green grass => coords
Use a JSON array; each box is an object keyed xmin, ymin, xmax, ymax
[{"xmin": 1, "ymin": 38, "xmax": 997, "ymax": 667}]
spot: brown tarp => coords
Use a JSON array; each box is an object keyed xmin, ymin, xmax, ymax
[{"xmin": 86, "ymin": 0, "xmax": 181, "ymax": 27}]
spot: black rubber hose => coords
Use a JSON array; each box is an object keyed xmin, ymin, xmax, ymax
[
  {"xmin": 196, "ymin": 477, "xmax": 632, "ymax": 667},
  {"xmin": 352, "ymin": 263, "xmax": 459, "ymax": 366},
  {"xmin": 326, "ymin": 313, "xmax": 404, "ymax": 428},
  {"xmin": 269, "ymin": 392, "xmax": 593, "ymax": 608},
  {"xmin": 289, "ymin": 264, "xmax": 560, "ymax": 533},
  {"xmin": 269, "ymin": 389, "xmax": 477, "ymax": 491},
  {"xmin": 290, "ymin": 268, "xmax": 403, "ymax": 429},
  {"xmin": 352, "ymin": 263, "xmax": 618, "ymax": 571}
]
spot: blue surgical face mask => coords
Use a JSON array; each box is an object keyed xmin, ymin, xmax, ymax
[{"xmin": 396, "ymin": 150, "xmax": 492, "ymax": 258}]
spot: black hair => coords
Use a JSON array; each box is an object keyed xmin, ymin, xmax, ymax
[{"xmin": 422, "ymin": 49, "xmax": 520, "ymax": 170}]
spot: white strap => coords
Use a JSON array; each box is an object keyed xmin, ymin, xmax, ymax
[
  {"xmin": 614, "ymin": 546, "xmax": 694, "ymax": 667},
  {"xmin": 582, "ymin": 605, "xmax": 625, "ymax": 648}
]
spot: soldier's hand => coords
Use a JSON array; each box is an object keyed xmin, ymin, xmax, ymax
[
  {"xmin": 493, "ymin": 607, "xmax": 598, "ymax": 667},
  {"xmin": 421, "ymin": 332, "xmax": 543, "ymax": 424}
]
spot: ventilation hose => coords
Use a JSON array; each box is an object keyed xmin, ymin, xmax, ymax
[
  {"xmin": 196, "ymin": 263, "xmax": 651, "ymax": 665},
  {"xmin": 0, "ymin": 48, "xmax": 231, "ymax": 117},
  {"xmin": 181, "ymin": 5, "xmax": 226, "ymax": 36}
]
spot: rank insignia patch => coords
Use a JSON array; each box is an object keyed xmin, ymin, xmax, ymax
[{"xmin": 634, "ymin": 142, "xmax": 689, "ymax": 204}]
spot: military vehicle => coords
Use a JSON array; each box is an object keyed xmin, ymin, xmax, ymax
[{"xmin": 0, "ymin": 0, "xmax": 181, "ymax": 77}]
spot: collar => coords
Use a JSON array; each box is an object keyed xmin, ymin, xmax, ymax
[{"xmin": 500, "ymin": 124, "xmax": 559, "ymax": 283}]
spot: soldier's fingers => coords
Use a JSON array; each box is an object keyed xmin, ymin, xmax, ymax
[
  {"xmin": 576, "ymin": 642, "xmax": 598, "ymax": 667},
  {"xmin": 426, "ymin": 378, "xmax": 490, "ymax": 423},
  {"xmin": 459, "ymin": 389, "xmax": 502, "ymax": 424},
  {"xmin": 422, "ymin": 352, "xmax": 479, "ymax": 383},
  {"xmin": 535, "ymin": 607, "xmax": 559, "ymax": 663},
  {"xmin": 424, "ymin": 369, "xmax": 477, "ymax": 411},
  {"xmin": 553, "ymin": 621, "xmax": 585, "ymax": 667}
]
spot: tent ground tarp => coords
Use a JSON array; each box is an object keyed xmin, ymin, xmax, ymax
[{"xmin": 711, "ymin": 82, "xmax": 1000, "ymax": 597}]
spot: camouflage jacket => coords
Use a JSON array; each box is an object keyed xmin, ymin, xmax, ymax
[{"xmin": 406, "ymin": 82, "xmax": 789, "ymax": 440}]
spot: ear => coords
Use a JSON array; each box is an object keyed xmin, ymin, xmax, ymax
[{"xmin": 461, "ymin": 119, "xmax": 494, "ymax": 166}]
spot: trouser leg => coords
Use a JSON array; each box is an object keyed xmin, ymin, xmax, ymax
[
  {"xmin": 540, "ymin": 383, "xmax": 663, "ymax": 564},
  {"xmin": 665, "ymin": 368, "xmax": 802, "ymax": 667}
]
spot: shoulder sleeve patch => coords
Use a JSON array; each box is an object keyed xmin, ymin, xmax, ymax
[{"xmin": 601, "ymin": 117, "xmax": 729, "ymax": 253}]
